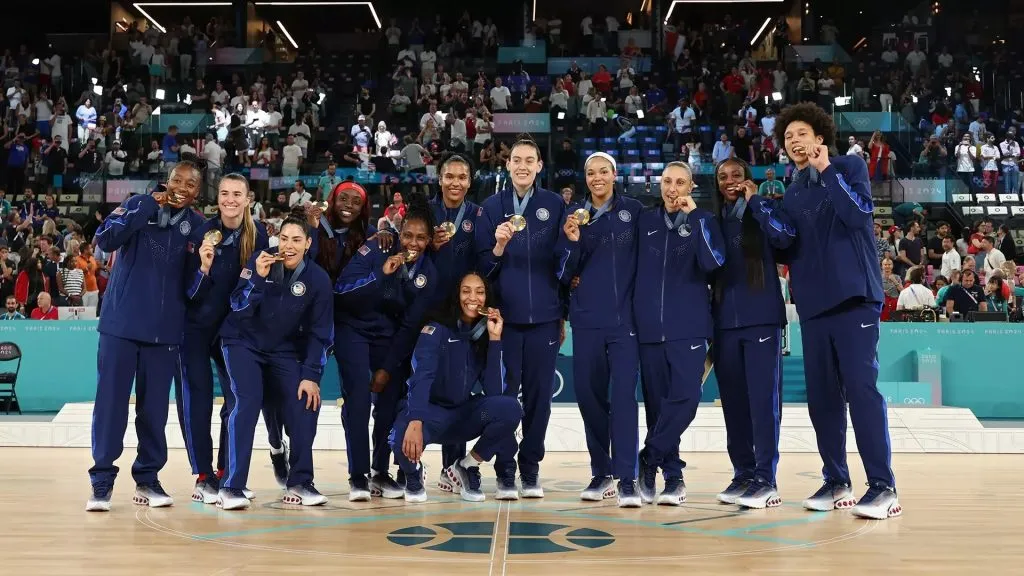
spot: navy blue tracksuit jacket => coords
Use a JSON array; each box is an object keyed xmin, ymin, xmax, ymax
[
  {"xmin": 219, "ymin": 252, "xmax": 334, "ymax": 384},
  {"xmin": 96, "ymin": 193, "xmax": 206, "ymax": 344},
  {"xmin": 430, "ymin": 197, "xmax": 480, "ymax": 302},
  {"xmin": 475, "ymin": 187, "xmax": 570, "ymax": 325}
]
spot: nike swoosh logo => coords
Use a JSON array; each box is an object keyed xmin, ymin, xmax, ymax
[
  {"xmin": 504, "ymin": 213, "xmax": 515, "ymax": 218},
  {"xmin": 549, "ymin": 340, "xmax": 558, "ymax": 346},
  {"xmin": 629, "ymin": 332, "xmax": 636, "ymax": 336},
  {"xmin": 448, "ymin": 338, "xmax": 459, "ymax": 343},
  {"xmin": 759, "ymin": 336, "xmax": 772, "ymax": 343},
  {"xmin": 861, "ymin": 323, "xmax": 875, "ymax": 328},
  {"xmin": 691, "ymin": 344, "xmax": 702, "ymax": 350},
  {"xmin": 647, "ymin": 230, "xmax": 658, "ymax": 236}
]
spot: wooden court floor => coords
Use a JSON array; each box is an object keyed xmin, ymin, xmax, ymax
[{"xmin": 1, "ymin": 448, "xmax": 1022, "ymax": 575}]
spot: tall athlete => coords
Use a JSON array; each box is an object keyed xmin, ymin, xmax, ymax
[
  {"xmin": 392, "ymin": 272, "xmax": 522, "ymax": 503},
  {"xmin": 87, "ymin": 162, "xmax": 206, "ymax": 511},
  {"xmin": 426, "ymin": 154, "xmax": 482, "ymax": 494},
  {"xmin": 711, "ymin": 158, "xmax": 791, "ymax": 509},
  {"xmin": 634, "ymin": 161, "xmax": 725, "ymax": 506},
  {"xmin": 559, "ymin": 152, "xmax": 642, "ymax": 508},
  {"xmin": 176, "ymin": 173, "xmax": 268, "ymax": 504},
  {"xmin": 218, "ymin": 216, "xmax": 333, "ymax": 510},
  {"xmin": 476, "ymin": 136, "xmax": 569, "ymax": 499},
  {"xmin": 767, "ymin": 102, "xmax": 901, "ymax": 520},
  {"xmin": 335, "ymin": 194, "xmax": 438, "ymax": 501}
]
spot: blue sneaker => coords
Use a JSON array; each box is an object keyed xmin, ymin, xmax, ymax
[
  {"xmin": 520, "ymin": 472, "xmax": 543, "ymax": 498},
  {"xmin": 348, "ymin": 474, "xmax": 371, "ymax": 502},
  {"xmin": 851, "ymin": 482, "xmax": 902, "ymax": 520},
  {"xmin": 495, "ymin": 473, "xmax": 519, "ymax": 501},
  {"xmin": 735, "ymin": 479, "xmax": 782, "ymax": 509},
  {"xmin": 617, "ymin": 479, "xmax": 641, "ymax": 508},
  {"xmin": 270, "ymin": 440, "xmax": 289, "ymax": 489},
  {"xmin": 446, "ymin": 463, "xmax": 484, "ymax": 502},
  {"xmin": 656, "ymin": 476, "xmax": 686, "ymax": 506},
  {"xmin": 133, "ymin": 481, "xmax": 173, "ymax": 508},
  {"xmin": 404, "ymin": 467, "xmax": 427, "ymax": 503},
  {"xmin": 803, "ymin": 479, "xmax": 855, "ymax": 512},
  {"xmin": 581, "ymin": 476, "xmax": 616, "ymax": 501},
  {"xmin": 716, "ymin": 478, "xmax": 751, "ymax": 504},
  {"xmin": 638, "ymin": 451, "xmax": 657, "ymax": 504},
  {"xmin": 86, "ymin": 480, "xmax": 113, "ymax": 512}
]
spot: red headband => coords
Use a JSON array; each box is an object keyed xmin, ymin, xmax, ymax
[{"xmin": 333, "ymin": 181, "xmax": 367, "ymax": 203}]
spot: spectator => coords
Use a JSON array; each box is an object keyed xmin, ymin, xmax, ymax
[
  {"xmin": 58, "ymin": 255, "xmax": 85, "ymax": 306},
  {"xmin": 897, "ymin": 266, "xmax": 936, "ymax": 310},
  {"xmin": 943, "ymin": 269, "xmax": 986, "ymax": 316},
  {"xmin": 288, "ymin": 180, "xmax": 311, "ymax": 207},
  {"xmin": 981, "ymin": 236, "xmax": 1006, "ymax": 276},
  {"xmin": 940, "ymin": 236, "xmax": 962, "ymax": 280},
  {"xmin": 1, "ymin": 295, "xmax": 24, "ymax": 320},
  {"xmin": 30, "ymin": 292, "xmax": 58, "ymax": 320},
  {"xmin": 76, "ymin": 243, "xmax": 101, "ymax": 308},
  {"xmin": 281, "ymin": 134, "xmax": 304, "ymax": 177}
]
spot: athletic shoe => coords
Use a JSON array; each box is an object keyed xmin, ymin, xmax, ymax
[
  {"xmin": 192, "ymin": 479, "xmax": 219, "ymax": 505},
  {"xmin": 580, "ymin": 476, "xmax": 616, "ymax": 501},
  {"xmin": 270, "ymin": 441, "xmax": 289, "ymax": 489},
  {"xmin": 133, "ymin": 482, "xmax": 174, "ymax": 508},
  {"xmin": 735, "ymin": 480, "xmax": 783, "ymax": 509},
  {"xmin": 404, "ymin": 468, "xmax": 427, "ymax": 503},
  {"xmin": 243, "ymin": 488, "xmax": 255, "ymax": 500},
  {"xmin": 446, "ymin": 463, "xmax": 485, "ymax": 502},
  {"xmin": 283, "ymin": 482, "xmax": 328, "ymax": 506},
  {"xmin": 495, "ymin": 474, "xmax": 519, "ymax": 501},
  {"xmin": 86, "ymin": 480, "xmax": 113, "ymax": 512},
  {"xmin": 396, "ymin": 468, "xmax": 407, "ymax": 488},
  {"xmin": 851, "ymin": 482, "xmax": 902, "ymax": 520},
  {"xmin": 638, "ymin": 450, "xmax": 657, "ymax": 504},
  {"xmin": 349, "ymin": 474, "xmax": 371, "ymax": 502},
  {"xmin": 803, "ymin": 479, "xmax": 856, "ymax": 512},
  {"xmin": 520, "ymin": 473, "xmax": 544, "ymax": 498},
  {"xmin": 370, "ymin": 472, "xmax": 404, "ymax": 499},
  {"xmin": 617, "ymin": 479, "xmax": 642, "ymax": 508},
  {"xmin": 437, "ymin": 469, "xmax": 459, "ymax": 494},
  {"xmin": 716, "ymin": 478, "xmax": 751, "ymax": 504},
  {"xmin": 656, "ymin": 477, "xmax": 686, "ymax": 506},
  {"xmin": 217, "ymin": 488, "xmax": 250, "ymax": 510}
]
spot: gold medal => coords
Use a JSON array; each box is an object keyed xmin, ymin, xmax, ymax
[
  {"xmin": 403, "ymin": 250, "xmax": 419, "ymax": 262},
  {"xmin": 572, "ymin": 208, "xmax": 590, "ymax": 226},
  {"xmin": 509, "ymin": 214, "xmax": 527, "ymax": 232},
  {"xmin": 439, "ymin": 221, "xmax": 457, "ymax": 237},
  {"xmin": 311, "ymin": 201, "xmax": 329, "ymax": 211},
  {"xmin": 204, "ymin": 229, "xmax": 223, "ymax": 245}
]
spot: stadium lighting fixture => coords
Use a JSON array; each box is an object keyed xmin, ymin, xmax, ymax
[
  {"xmin": 277, "ymin": 20, "xmax": 299, "ymax": 49},
  {"xmin": 750, "ymin": 17, "xmax": 772, "ymax": 47},
  {"xmin": 134, "ymin": 2, "xmax": 382, "ymax": 32},
  {"xmin": 664, "ymin": 0, "xmax": 783, "ymax": 25}
]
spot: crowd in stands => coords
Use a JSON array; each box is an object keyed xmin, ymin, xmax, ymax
[{"xmin": 0, "ymin": 6, "xmax": 1022, "ymax": 321}]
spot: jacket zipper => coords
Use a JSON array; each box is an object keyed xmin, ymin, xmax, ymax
[
  {"xmin": 157, "ymin": 228, "xmax": 169, "ymax": 344},
  {"xmin": 611, "ymin": 226, "xmax": 620, "ymax": 326},
  {"xmin": 527, "ymin": 220, "xmax": 534, "ymax": 324},
  {"xmin": 659, "ymin": 231, "xmax": 668, "ymax": 342}
]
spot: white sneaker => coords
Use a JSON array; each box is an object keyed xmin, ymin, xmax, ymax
[
  {"xmin": 655, "ymin": 477, "xmax": 686, "ymax": 506},
  {"xmin": 370, "ymin": 472, "xmax": 405, "ymax": 499},
  {"xmin": 437, "ymin": 468, "xmax": 459, "ymax": 493},
  {"xmin": 734, "ymin": 481, "xmax": 783, "ymax": 509},
  {"xmin": 803, "ymin": 480, "xmax": 856, "ymax": 512},
  {"xmin": 218, "ymin": 488, "xmax": 250, "ymax": 510},
  {"xmin": 349, "ymin": 475, "xmax": 371, "ymax": 502},
  {"xmin": 580, "ymin": 476, "xmax": 617, "ymax": 501},
  {"xmin": 283, "ymin": 483, "xmax": 328, "ymax": 506},
  {"xmin": 616, "ymin": 480, "xmax": 642, "ymax": 508},
  {"xmin": 851, "ymin": 483, "xmax": 902, "ymax": 520},
  {"xmin": 86, "ymin": 482, "xmax": 113, "ymax": 512},
  {"xmin": 495, "ymin": 476, "xmax": 519, "ymax": 501},
  {"xmin": 191, "ymin": 480, "xmax": 219, "ymax": 505},
  {"xmin": 519, "ymin": 474, "xmax": 544, "ymax": 498},
  {"xmin": 133, "ymin": 482, "xmax": 174, "ymax": 508},
  {"xmin": 716, "ymin": 479, "xmax": 751, "ymax": 504},
  {"xmin": 243, "ymin": 488, "xmax": 255, "ymax": 500}
]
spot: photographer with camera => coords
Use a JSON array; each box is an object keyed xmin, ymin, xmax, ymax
[{"xmin": 916, "ymin": 136, "xmax": 948, "ymax": 178}]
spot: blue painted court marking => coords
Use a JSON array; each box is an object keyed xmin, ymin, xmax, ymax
[{"xmin": 547, "ymin": 509, "xmax": 813, "ymax": 546}]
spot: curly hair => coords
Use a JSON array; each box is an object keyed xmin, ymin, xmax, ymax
[{"xmin": 773, "ymin": 102, "xmax": 836, "ymax": 150}]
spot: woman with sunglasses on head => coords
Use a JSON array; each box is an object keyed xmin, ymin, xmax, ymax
[
  {"xmin": 87, "ymin": 161, "xmax": 207, "ymax": 512},
  {"xmin": 475, "ymin": 135, "xmax": 571, "ymax": 500},
  {"xmin": 217, "ymin": 216, "xmax": 333, "ymax": 510},
  {"xmin": 392, "ymin": 272, "xmax": 522, "ymax": 503},
  {"xmin": 710, "ymin": 158, "xmax": 794, "ymax": 509},
  {"xmin": 175, "ymin": 173, "xmax": 270, "ymax": 505},
  {"xmin": 428, "ymin": 153, "xmax": 485, "ymax": 494},
  {"xmin": 634, "ymin": 161, "xmax": 725, "ymax": 506},
  {"xmin": 335, "ymin": 192, "xmax": 438, "ymax": 501},
  {"xmin": 558, "ymin": 152, "xmax": 643, "ymax": 508}
]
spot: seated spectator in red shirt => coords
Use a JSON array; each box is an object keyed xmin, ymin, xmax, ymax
[{"xmin": 30, "ymin": 292, "xmax": 58, "ymax": 320}]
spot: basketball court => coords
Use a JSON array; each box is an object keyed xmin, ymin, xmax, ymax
[{"xmin": 2, "ymin": 409, "xmax": 1023, "ymax": 575}]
